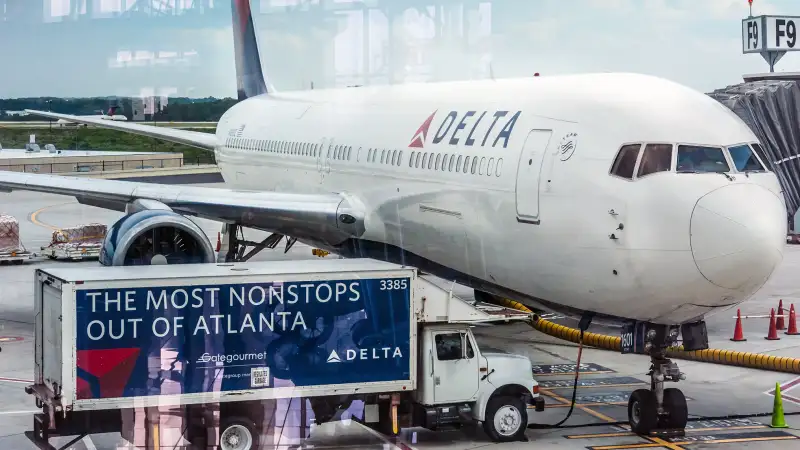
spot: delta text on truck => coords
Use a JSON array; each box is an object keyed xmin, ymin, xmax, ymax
[{"xmin": 25, "ymin": 259, "xmax": 545, "ymax": 449}]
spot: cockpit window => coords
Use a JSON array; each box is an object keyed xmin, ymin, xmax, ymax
[
  {"xmin": 637, "ymin": 144, "xmax": 673, "ymax": 178},
  {"xmin": 750, "ymin": 143, "xmax": 771, "ymax": 171},
  {"xmin": 610, "ymin": 144, "xmax": 641, "ymax": 179},
  {"xmin": 676, "ymin": 145, "xmax": 730, "ymax": 173},
  {"xmin": 728, "ymin": 144, "xmax": 766, "ymax": 172}
]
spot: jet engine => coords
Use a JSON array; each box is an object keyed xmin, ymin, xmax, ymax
[{"xmin": 99, "ymin": 209, "xmax": 215, "ymax": 266}]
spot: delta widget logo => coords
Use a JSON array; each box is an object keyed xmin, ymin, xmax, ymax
[{"xmin": 409, "ymin": 110, "xmax": 437, "ymax": 148}]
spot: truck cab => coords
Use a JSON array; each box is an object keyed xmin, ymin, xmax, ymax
[
  {"xmin": 411, "ymin": 323, "xmax": 543, "ymax": 441},
  {"xmin": 360, "ymin": 280, "xmax": 545, "ymax": 443}
]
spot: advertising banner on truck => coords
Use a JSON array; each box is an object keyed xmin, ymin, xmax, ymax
[{"xmin": 74, "ymin": 277, "xmax": 412, "ymax": 400}]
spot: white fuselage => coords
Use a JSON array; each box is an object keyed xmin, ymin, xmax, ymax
[{"xmin": 211, "ymin": 73, "xmax": 787, "ymax": 325}]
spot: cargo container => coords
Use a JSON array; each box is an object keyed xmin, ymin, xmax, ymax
[{"xmin": 26, "ymin": 259, "xmax": 543, "ymax": 449}]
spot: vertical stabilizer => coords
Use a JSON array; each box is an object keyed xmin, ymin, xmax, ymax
[{"xmin": 231, "ymin": 0, "xmax": 270, "ymax": 100}]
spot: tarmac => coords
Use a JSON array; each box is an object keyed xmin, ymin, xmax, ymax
[{"xmin": 0, "ymin": 185, "xmax": 799, "ymax": 449}]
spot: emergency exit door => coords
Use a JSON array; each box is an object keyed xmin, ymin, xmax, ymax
[{"xmin": 515, "ymin": 130, "xmax": 552, "ymax": 224}]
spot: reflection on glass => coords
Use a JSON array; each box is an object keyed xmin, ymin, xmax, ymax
[
  {"xmin": 728, "ymin": 144, "xmax": 766, "ymax": 172},
  {"xmin": 676, "ymin": 145, "xmax": 730, "ymax": 173}
]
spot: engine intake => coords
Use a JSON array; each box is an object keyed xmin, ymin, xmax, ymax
[{"xmin": 100, "ymin": 210, "xmax": 216, "ymax": 266}]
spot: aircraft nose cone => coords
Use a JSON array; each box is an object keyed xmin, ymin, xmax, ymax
[{"xmin": 690, "ymin": 184, "xmax": 786, "ymax": 291}]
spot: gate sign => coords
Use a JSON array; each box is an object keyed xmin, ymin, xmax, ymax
[
  {"xmin": 743, "ymin": 16, "xmax": 800, "ymax": 54},
  {"xmin": 743, "ymin": 17, "xmax": 763, "ymax": 53},
  {"xmin": 765, "ymin": 16, "xmax": 800, "ymax": 51}
]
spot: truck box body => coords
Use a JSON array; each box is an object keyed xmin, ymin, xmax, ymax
[{"xmin": 34, "ymin": 259, "xmax": 417, "ymax": 411}]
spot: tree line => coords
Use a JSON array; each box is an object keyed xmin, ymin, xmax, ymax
[{"xmin": 0, "ymin": 97, "xmax": 239, "ymax": 122}]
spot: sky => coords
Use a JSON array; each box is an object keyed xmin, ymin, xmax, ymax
[{"xmin": 1, "ymin": 0, "xmax": 799, "ymax": 98}]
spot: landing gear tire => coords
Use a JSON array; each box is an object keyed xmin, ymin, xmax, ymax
[
  {"xmin": 483, "ymin": 396, "xmax": 528, "ymax": 443},
  {"xmin": 660, "ymin": 388, "xmax": 688, "ymax": 429},
  {"xmin": 628, "ymin": 389, "xmax": 659, "ymax": 435},
  {"xmin": 218, "ymin": 416, "xmax": 258, "ymax": 450}
]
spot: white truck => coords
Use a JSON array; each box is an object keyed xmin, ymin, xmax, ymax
[{"xmin": 26, "ymin": 259, "xmax": 544, "ymax": 450}]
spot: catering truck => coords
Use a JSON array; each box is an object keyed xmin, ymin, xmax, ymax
[{"xmin": 26, "ymin": 259, "xmax": 544, "ymax": 450}]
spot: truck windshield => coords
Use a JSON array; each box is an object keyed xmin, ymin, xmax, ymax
[
  {"xmin": 728, "ymin": 144, "xmax": 766, "ymax": 172},
  {"xmin": 676, "ymin": 145, "xmax": 730, "ymax": 173}
]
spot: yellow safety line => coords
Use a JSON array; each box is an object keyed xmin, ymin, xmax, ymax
[
  {"xmin": 647, "ymin": 436, "xmax": 686, "ymax": 450},
  {"xmin": 29, "ymin": 203, "xmax": 73, "ymax": 230},
  {"xmin": 588, "ymin": 443, "xmax": 667, "ymax": 450},
  {"xmin": 540, "ymin": 389, "xmax": 618, "ymax": 423},
  {"xmin": 497, "ymin": 299, "xmax": 800, "ymax": 374}
]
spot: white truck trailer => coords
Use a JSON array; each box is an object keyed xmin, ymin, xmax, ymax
[{"xmin": 26, "ymin": 259, "xmax": 544, "ymax": 450}]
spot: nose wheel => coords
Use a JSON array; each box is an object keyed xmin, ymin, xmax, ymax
[{"xmin": 626, "ymin": 325, "xmax": 689, "ymax": 436}]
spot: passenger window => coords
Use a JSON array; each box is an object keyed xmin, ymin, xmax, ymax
[
  {"xmin": 496, "ymin": 158, "xmax": 503, "ymax": 176},
  {"xmin": 398, "ymin": 150, "xmax": 403, "ymax": 165},
  {"xmin": 435, "ymin": 333, "xmax": 463, "ymax": 361},
  {"xmin": 463, "ymin": 156, "xmax": 470, "ymax": 173},
  {"xmin": 415, "ymin": 152, "xmax": 421, "ymax": 168},
  {"xmin": 448, "ymin": 154, "xmax": 455, "ymax": 172},
  {"xmin": 488, "ymin": 158, "xmax": 495, "ymax": 175},
  {"xmin": 471, "ymin": 157, "xmax": 478, "ymax": 174},
  {"xmin": 750, "ymin": 143, "xmax": 771, "ymax": 170},
  {"xmin": 479, "ymin": 157, "xmax": 486, "ymax": 175},
  {"xmin": 610, "ymin": 144, "xmax": 641, "ymax": 179},
  {"xmin": 456, "ymin": 155, "xmax": 463, "ymax": 171},
  {"xmin": 442, "ymin": 154, "xmax": 448, "ymax": 171},
  {"xmin": 677, "ymin": 145, "xmax": 730, "ymax": 173},
  {"xmin": 348, "ymin": 146, "xmax": 352, "ymax": 160},
  {"xmin": 428, "ymin": 153, "xmax": 434, "ymax": 170},
  {"xmin": 435, "ymin": 153, "xmax": 441, "ymax": 170},
  {"xmin": 728, "ymin": 144, "xmax": 766, "ymax": 172},
  {"xmin": 392, "ymin": 150, "xmax": 398, "ymax": 165},
  {"xmin": 381, "ymin": 149, "xmax": 386, "ymax": 164},
  {"xmin": 422, "ymin": 152, "xmax": 429, "ymax": 168},
  {"xmin": 637, "ymin": 144, "xmax": 673, "ymax": 178}
]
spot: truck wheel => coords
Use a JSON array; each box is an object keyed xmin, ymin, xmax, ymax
[
  {"xmin": 218, "ymin": 417, "xmax": 258, "ymax": 450},
  {"xmin": 483, "ymin": 396, "xmax": 527, "ymax": 442}
]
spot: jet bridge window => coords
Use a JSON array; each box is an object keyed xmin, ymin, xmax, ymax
[
  {"xmin": 435, "ymin": 333, "xmax": 470, "ymax": 361},
  {"xmin": 610, "ymin": 144, "xmax": 641, "ymax": 179},
  {"xmin": 637, "ymin": 144, "xmax": 673, "ymax": 178},
  {"xmin": 676, "ymin": 145, "xmax": 729, "ymax": 173},
  {"xmin": 728, "ymin": 144, "xmax": 766, "ymax": 172}
]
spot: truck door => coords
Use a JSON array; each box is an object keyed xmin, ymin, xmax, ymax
[
  {"xmin": 514, "ymin": 129, "xmax": 552, "ymax": 224},
  {"xmin": 431, "ymin": 331, "xmax": 480, "ymax": 403}
]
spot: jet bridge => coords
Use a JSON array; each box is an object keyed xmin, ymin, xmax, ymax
[{"xmin": 707, "ymin": 77, "xmax": 800, "ymax": 230}]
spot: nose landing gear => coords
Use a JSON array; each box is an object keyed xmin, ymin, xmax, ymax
[{"xmin": 624, "ymin": 322, "xmax": 705, "ymax": 436}]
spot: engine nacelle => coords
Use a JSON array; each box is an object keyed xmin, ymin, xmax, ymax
[{"xmin": 100, "ymin": 209, "xmax": 216, "ymax": 266}]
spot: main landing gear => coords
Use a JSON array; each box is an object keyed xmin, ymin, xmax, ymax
[
  {"xmin": 217, "ymin": 223, "xmax": 297, "ymax": 263},
  {"xmin": 623, "ymin": 321, "xmax": 708, "ymax": 436}
]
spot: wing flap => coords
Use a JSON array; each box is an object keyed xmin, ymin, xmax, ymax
[
  {"xmin": 0, "ymin": 172, "xmax": 366, "ymax": 244},
  {"xmin": 24, "ymin": 109, "xmax": 217, "ymax": 151}
]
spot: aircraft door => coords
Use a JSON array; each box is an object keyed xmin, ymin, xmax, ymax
[{"xmin": 514, "ymin": 129, "xmax": 552, "ymax": 224}]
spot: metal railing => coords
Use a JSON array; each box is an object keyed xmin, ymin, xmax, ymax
[{"xmin": 0, "ymin": 156, "xmax": 216, "ymax": 174}]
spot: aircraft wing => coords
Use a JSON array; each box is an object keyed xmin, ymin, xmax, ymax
[
  {"xmin": 24, "ymin": 109, "xmax": 217, "ymax": 151},
  {"xmin": 0, "ymin": 171, "xmax": 366, "ymax": 244}
]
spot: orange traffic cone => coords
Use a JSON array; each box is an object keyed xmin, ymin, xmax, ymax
[
  {"xmin": 786, "ymin": 304, "xmax": 799, "ymax": 336},
  {"xmin": 777, "ymin": 299, "xmax": 786, "ymax": 330},
  {"xmin": 766, "ymin": 308, "xmax": 781, "ymax": 340},
  {"xmin": 215, "ymin": 232, "xmax": 221, "ymax": 252},
  {"xmin": 731, "ymin": 309, "xmax": 746, "ymax": 342}
]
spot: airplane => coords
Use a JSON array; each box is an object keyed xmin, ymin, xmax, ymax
[
  {"xmin": 0, "ymin": 0, "xmax": 787, "ymax": 437},
  {"xmin": 56, "ymin": 106, "xmax": 127, "ymax": 127}
]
